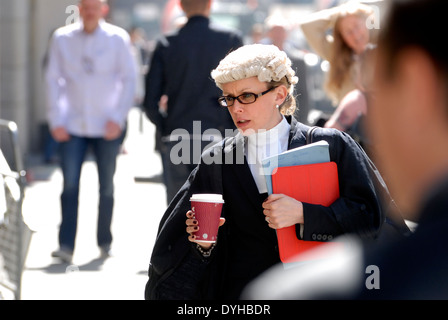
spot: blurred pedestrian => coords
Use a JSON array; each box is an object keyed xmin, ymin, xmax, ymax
[
  {"xmin": 143, "ymin": 0, "xmax": 243, "ymax": 204},
  {"xmin": 246, "ymin": 0, "xmax": 448, "ymax": 300},
  {"xmin": 145, "ymin": 44, "xmax": 392, "ymax": 300},
  {"xmin": 324, "ymin": 45, "xmax": 377, "ymax": 150},
  {"xmin": 261, "ymin": 15, "xmax": 310, "ymax": 124},
  {"xmin": 45, "ymin": 0, "xmax": 136, "ymax": 263},
  {"xmin": 300, "ymin": 1, "xmax": 376, "ymax": 105}
]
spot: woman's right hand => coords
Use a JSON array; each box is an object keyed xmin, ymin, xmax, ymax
[{"xmin": 186, "ymin": 210, "xmax": 225, "ymax": 249}]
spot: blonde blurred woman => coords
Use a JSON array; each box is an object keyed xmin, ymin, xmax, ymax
[{"xmin": 300, "ymin": 1, "xmax": 376, "ymax": 105}]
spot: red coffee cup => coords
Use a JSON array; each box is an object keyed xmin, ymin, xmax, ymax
[{"xmin": 190, "ymin": 194, "xmax": 224, "ymax": 243}]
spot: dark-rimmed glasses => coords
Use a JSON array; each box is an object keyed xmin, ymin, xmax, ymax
[{"xmin": 218, "ymin": 86, "xmax": 277, "ymax": 107}]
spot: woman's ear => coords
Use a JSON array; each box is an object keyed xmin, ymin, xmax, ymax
[{"xmin": 274, "ymin": 85, "xmax": 288, "ymax": 106}]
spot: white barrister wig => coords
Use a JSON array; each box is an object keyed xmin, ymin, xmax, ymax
[{"xmin": 211, "ymin": 44, "xmax": 298, "ymax": 89}]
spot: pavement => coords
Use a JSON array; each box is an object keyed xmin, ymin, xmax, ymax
[{"xmin": 20, "ymin": 107, "xmax": 167, "ymax": 300}]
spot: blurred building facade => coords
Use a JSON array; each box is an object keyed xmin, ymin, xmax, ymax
[{"xmin": 0, "ymin": 0, "xmax": 77, "ymax": 157}]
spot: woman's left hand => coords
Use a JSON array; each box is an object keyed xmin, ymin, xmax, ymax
[{"xmin": 262, "ymin": 194, "xmax": 304, "ymax": 229}]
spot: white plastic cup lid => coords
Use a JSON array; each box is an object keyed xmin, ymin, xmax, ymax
[{"xmin": 190, "ymin": 193, "xmax": 224, "ymax": 203}]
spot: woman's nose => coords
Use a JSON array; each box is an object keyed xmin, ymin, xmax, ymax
[{"xmin": 231, "ymin": 100, "xmax": 244, "ymax": 113}]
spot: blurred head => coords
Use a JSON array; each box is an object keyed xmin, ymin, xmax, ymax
[
  {"xmin": 369, "ymin": 0, "xmax": 448, "ymax": 220},
  {"xmin": 251, "ymin": 23, "xmax": 264, "ymax": 44},
  {"xmin": 265, "ymin": 15, "xmax": 290, "ymax": 50},
  {"xmin": 211, "ymin": 44, "xmax": 298, "ymax": 135},
  {"xmin": 180, "ymin": 0, "xmax": 211, "ymax": 18},
  {"xmin": 267, "ymin": 25, "xmax": 288, "ymax": 50},
  {"xmin": 335, "ymin": 12, "xmax": 370, "ymax": 55},
  {"xmin": 79, "ymin": 0, "xmax": 108, "ymax": 33}
]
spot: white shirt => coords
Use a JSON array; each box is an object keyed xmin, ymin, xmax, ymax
[
  {"xmin": 245, "ymin": 116, "xmax": 290, "ymax": 193},
  {"xmin": 45, "ymin": 20, "xmax": 136, "ymax": 137}
]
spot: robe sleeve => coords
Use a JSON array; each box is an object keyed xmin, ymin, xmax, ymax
[
  {"xmin": 299, "ymin": 128, "xmax": 384, "ymax": 241},
  {"xmin": 145, "ymin": 140, "xmax": 225, "ymax": 300}
]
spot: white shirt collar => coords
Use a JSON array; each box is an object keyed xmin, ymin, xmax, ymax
[
  {"xmin": 245, "ymin": 116, "xmax": 290, "ymax": 193},
  {"xmin": 77, "ymin": 19, "xmax": 106, "ymax": 35}
]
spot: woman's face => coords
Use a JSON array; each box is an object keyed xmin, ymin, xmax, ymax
[
  {"xmin": 220, "ymin": 77, "xmax": 285, "ymax": 136},
  {"xmin": 339, "ymin": 14, "xmax": 370, "ymax": 54}
]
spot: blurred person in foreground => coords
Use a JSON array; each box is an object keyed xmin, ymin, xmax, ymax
[
  {"xmin": 45, "ymin": 0, "xmax": 136, "ymax": 262},
  {"xmin": 143, "ymin": 0, "xmax": 243, "ymax": 204},
  {"xmin": 144, "ymin": 43, "xmax": 403, "ymax": 300},
  {"xmin": 244, "ymin": 0, "xmax": 448, "ymax": 299}
]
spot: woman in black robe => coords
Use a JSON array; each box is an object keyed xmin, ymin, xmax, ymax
[{"xmin": 145, "ymin": 44, "xmax": 406, "ymax": 300}]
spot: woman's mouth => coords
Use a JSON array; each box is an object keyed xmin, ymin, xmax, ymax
[{"xmin": 237, "ymin": 119, "xmax": 251, "ymax": 129}]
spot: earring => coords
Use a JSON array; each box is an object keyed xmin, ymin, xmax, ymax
[{"xmin": 275, "ymin": 104, "xmax": 279, "ymax": 109}]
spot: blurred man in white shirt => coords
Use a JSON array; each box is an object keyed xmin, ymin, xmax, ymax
[{"xmin": 45, "ymin": 0, "xmax": 136, "ymax": 262}]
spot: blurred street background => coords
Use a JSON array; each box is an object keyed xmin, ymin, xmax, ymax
[{"xmin": 0, "ymin": 0, "xmax": 335, "ymax": 161}]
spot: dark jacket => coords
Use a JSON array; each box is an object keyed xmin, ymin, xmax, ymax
[
  {"xmin": 143, "ymin": 16, "xmax": 243, "ymax": 137},
  {"xmin": 145, "ymin": 117, "xmax": 399, "ymax": 300}
]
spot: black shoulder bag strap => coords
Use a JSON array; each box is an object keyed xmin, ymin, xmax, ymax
[{"xmin": 306, "ymin": 126, "xmax": 319, "ymax": 145}]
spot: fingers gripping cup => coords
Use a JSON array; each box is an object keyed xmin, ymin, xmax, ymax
[{"xmin": 190, "ymin": 194, "xmax": 224, "ymax": 243}]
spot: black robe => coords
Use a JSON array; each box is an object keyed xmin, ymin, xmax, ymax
[{"xmin": 145, "ymin": 116, "xmax": 406, "ymax": 300}]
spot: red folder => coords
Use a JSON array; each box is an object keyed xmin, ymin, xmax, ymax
[{"xmin": 271, "ymin": 162, "xmax": 340, "ymax": 263}]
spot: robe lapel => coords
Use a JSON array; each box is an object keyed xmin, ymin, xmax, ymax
[{"xmin": 287, "ymin": 116, "xmax": 308, "ymax": 150}]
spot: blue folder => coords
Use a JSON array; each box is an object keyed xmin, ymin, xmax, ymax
[{"xmin": 261, "ymin": 140, "xmax": 330, "ymax": 195}]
